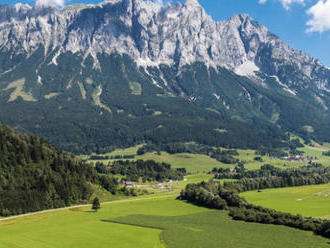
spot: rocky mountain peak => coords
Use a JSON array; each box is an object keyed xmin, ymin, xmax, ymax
[
  {"xmin": 184, "ymin": 0, "xmax": 202, "ymax": 8},
  {"xmin": 0, "ymin": 0, "xmax": 328, "ymax": 91}
]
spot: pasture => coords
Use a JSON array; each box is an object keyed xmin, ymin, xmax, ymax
[
  {"xmin": 241, "ymin": 183, "xmax": 330, "ymax": 218},
  {"xmin": 84, "ymin": 147, "xmax": 226, "ymax": 173},
  {"xmin": 1, "ymin": 196, "xmax": 329, "ymax": 248},
  {"xmin": 82, "ymin": 142, "xmax": 330, "ymax": 174}
]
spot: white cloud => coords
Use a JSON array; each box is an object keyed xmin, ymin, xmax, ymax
[
  {"xmin": 306, "ymin": 0, "xmax": 330, "ymax": 32},
  {"xmin": 258, "ymin": 0, "xmax": 305, "ymax": 10},
  {"xmin": 35, "ymin": 0, "xmax": 65, "ymax": 7}
]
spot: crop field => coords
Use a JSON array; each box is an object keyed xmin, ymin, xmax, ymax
[
  {"xmin": 241, "ymin": 183, "xmax": 330, "ymax": 218},
  {"xmin": 1, "ymin": 196, "xmax": 329, "ymax": 248}
]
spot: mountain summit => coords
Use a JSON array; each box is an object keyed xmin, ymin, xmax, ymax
[
  {"xmin": 0, "ymin": 0, "xmax": 329, "ymax": 153},
  {"xmin": 1, "ymin": 0, "xmax": 328, "ymax": 89}
]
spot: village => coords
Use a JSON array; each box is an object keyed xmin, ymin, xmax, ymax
[{"xmin": 279, "ymin": 155, "xmax": 314, "ymax": 163}]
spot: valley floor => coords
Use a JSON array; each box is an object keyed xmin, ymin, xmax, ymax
[
  {"xmin": 3, "ymin": 143, "xmax": 330, "ymax": 247},
  {"xmin": 1, "ymin": 194, "xmax": 329, "ymax": 248}
]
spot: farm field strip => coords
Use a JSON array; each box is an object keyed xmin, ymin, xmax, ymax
[
  {"xmin": 241, "ymin": 183, "xmax": 330, "ymax": 218},
  {"xmin": 1, "ymin": 197, "xmax": 329, "ymax": 248},
  {"xmin": 0, "ymin": 194, "xmax": 176, "ymax": 222}
]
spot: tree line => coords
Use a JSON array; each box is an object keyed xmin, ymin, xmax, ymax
[
  {"xmin": 137, "ymin": 143, "xmax": 239, "ymax": 164},
  {"xmin": 179, "ymin": 181, "xmax": 330, "ymax": 239},
  {"xmin": 95, "ymin": 160, "xmax": 186, "ymax": 182},
  {"xmin": 212, "ymin": 164, "xmax": 330, "ymax": 191}
]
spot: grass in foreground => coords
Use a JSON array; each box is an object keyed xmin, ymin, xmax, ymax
[
  {"xmin": 108, "ymin": 210, "xmax": 330, "ymax": 248},
  {"xmin": 0, "ymin": 197, "xmax": 329, "ymax": 248},
  {"xmin": 241, "ymin": 183, "xmax": 330, "ymax": 218}
]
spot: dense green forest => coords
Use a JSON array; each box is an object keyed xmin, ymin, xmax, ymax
[
  {"xmin": 1, "ymin": 50, "xmax": 311, "ymax": 155},
  {"xmin": 0, "ymin": 125, "xmax": 190, "ymax": 217},
  {"xmin": 0, "ymin": 125, "xmax": 100, "ymax": 216},
  {"xmin": 95, "ymin": 160, "xmax": 186, "ymax": 182}
]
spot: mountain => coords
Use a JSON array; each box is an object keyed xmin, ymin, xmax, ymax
[{"xmin": 0, "ymin": 0, "xmax": 329, "ymax": 153}]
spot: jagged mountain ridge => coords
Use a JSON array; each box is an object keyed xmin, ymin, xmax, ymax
[
  {"xmin": 0, "ymin": 0, "xmax": 329, "ymax": 153},
  {"xmin": 1, "ymin": 0, "xmax": 329, "ymax": 89}
]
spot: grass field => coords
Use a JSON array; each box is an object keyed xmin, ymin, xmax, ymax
[
  {"xmin": 82, "ymin": 145, "xmax": 227, "ymax": 173},
  {"xmin": 81, "ymin": 142, "xmax": 330, "ymax": 174},
  {"xmin": 136, "ymin": 152, "xmax": 225, "ymax": 173},
  {"xmin": 241, "ymin": 183, "xmax": 330, "ymax": 218},
  {"xmin": 1, "ymin": 196, "xmax": 329, "ymax": 248}
]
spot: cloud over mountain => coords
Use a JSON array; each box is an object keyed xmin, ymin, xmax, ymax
[
  {"xmin": 258, "ymin": 0, "xmax": 305, "ymax": 10},
  {"xmin": 306, "ymin": 0, "xmax": 330, "ymax": 32},
  {"xmin": 36, "ymin": 0, "xmax": 65, "ymax": 7}
]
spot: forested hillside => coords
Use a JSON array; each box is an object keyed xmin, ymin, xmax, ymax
[{"xmin": 0, "ymin": 125, "xmax": 98, "ymax": 216}]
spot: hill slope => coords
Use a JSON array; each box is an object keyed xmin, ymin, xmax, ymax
[{"xmin": 0, "ymin": 125, "xmax": 97, "ymax": 216}]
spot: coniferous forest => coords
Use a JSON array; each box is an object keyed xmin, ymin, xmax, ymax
[
  {"xmin": 95, "ymin": 160, "xmax": 186, "ymax": 182},
  {"xmin": 0, "ymin": 125, "xmax": 99, "ymax": 216}
]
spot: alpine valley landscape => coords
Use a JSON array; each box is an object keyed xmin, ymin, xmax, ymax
[{"xmin": 1, "ymin": 0, "xmax": 330, "ymax": 247}]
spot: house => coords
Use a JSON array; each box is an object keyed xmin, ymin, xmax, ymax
[
  {"xmin": 120, "ymin": 180, "xmax": 134, "ymax": 187},
  {"xmin": 125, "ymin": 181, "xmax": 134, "ymax": 187}
]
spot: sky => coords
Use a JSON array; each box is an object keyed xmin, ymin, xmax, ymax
[{"xmin": 2, "ymin": 0, "xmax": 330, "ymax": 66}]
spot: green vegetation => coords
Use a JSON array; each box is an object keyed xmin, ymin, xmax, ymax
[
  {"xmin": 92, "ymin": 197, "xmax": 101, "ymax": 212},
  {"xmin": 0, "ymin": 125, "xmax": 98, "ymax": 216},
  {"xmin": 85, "ymin": 140, "xmax": 330, "ymax": 174},
  {"xmin": 137, "ymin": 143, "xmax": 240, "ymax": 164},
  {"xmin": 86, "ymin": 149, "xmax": 225, "ymax": 174},
  {"xmin": 180, "ymin": 181, "xmax": 330, "ymax": 239},
  {"xmin": 136, "ymin": 152, "xmax": 224, "ymax": 173},
  {"xmin": 0, "ymin": 126, "xmax": 154, "ymax": 217},
  {"xmin": 241, "ymin": 183, "xmax": 330, "ymax": 218},
  {"xmin": 109, "ymin": 211, "xmax": 330, "ymax": 248},
  {"xmin": 95, "ymin": 160, "xmax": 186, "ymax": 182},
  {"xmin": 1, "ymin": 52, "xmax": 296, "ymax": 155},
  {"xmin": 129, "ymin": 82, "xmax": 142, "ymax": 95},
  {"xmin": 1, "ymin": 197, "xmax": 329, "ymax": 248},
  {"xmin": 213, "ymin": 163, "xmax": 330, "ymax": 182}
]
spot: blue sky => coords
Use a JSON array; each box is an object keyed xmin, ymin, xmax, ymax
[{"xmin": 3, "ymin": 0, "xmax": 330, "ymax": 66}]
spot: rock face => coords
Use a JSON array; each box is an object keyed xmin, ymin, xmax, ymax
[
  {"xmin": 0, "ymin": 0, "xmax": 329, "ymax": 153},
  {"xmin": 1, "ymin": 0, "xmax": 329, "ymax": 89}
]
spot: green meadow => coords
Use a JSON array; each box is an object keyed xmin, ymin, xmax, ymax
[
  {"xmin": 241, "ymin": 183, "xmax": 330, "ymax": 218},
  {"xmin": 1, "ymin": 196, "xmax": 329, "ymax": 248},
  {"xmin": 83, "ymin": 145, "xmax": 226, "ymax": 173},
  {"xmin": 82, "ymin": 142, "xmax": 330, "ymax": 174},
  {"xmin": 3, "ymin": 142, "xmax": 330, "ymax": 248}
]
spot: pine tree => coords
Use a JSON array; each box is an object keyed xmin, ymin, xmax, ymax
[{"xmin": 92, "ymin": 197, "xmax": 101, "ymax": 212}]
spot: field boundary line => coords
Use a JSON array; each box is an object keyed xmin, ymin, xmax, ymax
[{"xmin": 0, "ymin": 194, "xmax": 176, "ymax": 222}]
